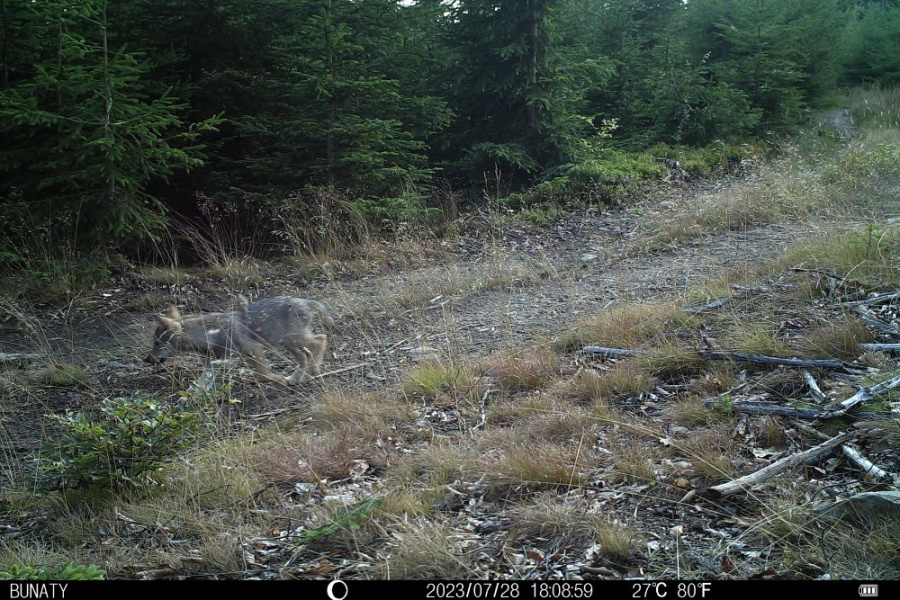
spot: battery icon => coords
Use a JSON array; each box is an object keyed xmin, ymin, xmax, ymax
[{"xmin": 859, "ymin": 584, "xmax": 878, "ymax": 598}]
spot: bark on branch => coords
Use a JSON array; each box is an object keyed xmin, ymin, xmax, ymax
[
  {"xmin": 699, "ymin": 350, "xmax": 850, "ymax": 370},
  {"xmin": 707, "ymin": 432, "xmax": 854, "ymax": 498}
]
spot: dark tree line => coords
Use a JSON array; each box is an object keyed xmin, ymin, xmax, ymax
[{"xmin": 0, "ymin": 0, "xmax": 896, "ymax": 251}]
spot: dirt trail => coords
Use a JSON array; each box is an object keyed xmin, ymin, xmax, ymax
[
  {"xmin": 7, "ymin": 193, "xmax": 811, "ymax": 395},
  {"xmin": 0, "ymin": 124, "xmax": 850, "ymax": 463},
  {"xmin": 819, "ymin": 107, "xmax": 858, "ymax": 139}
]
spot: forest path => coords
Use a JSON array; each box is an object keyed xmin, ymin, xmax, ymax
[
  {"xmin": 818, "ymin": 107, "xmax": 858, "ymax": 139},
  {"xmin": 0, "ymin": 113, "xmax": 862, "ymax": 465}
]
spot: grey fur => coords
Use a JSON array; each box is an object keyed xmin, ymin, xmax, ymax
[{"xmin": 145, "ymin": 296, "xmax": 337, "ymax": 385}]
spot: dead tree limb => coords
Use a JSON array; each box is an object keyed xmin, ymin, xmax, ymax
[
  {"xmin": 854, "ymin": 309, "xmax": 900, "ymax": 335},
  {"xmin": 791, "ymin": 420, "xmax": 891, "ymax": 481},
  {"xmin": 707, "ymin": 432, "xmax": 854, "ymax": 498},
  {"xmin": 310, "ymin": 363, "xmax": 368, "ymax": 380},
  {"xmin": 684, "ymin": 298, "xmax": 729, "ymax": 315},
  {"xmin": 859, "ymin": 343, "xmax": 900, "ymax": 353},
  {"xmin": 801, "ymin": 369, "xmax": 826, "ymax": 403},
  {"xmin": 841, "ymin": 444, "xmax": 890, "ymax": 481},
  {"xmin": 827, "ymin": 372, "xmax": 900, "ymax": 416},
  {"xmin": 706, "ymin": 373, "xmax": 900, "ymax": 420},
  {"xmin": 840, "ymin": 291, "xmax": 900, "ymax": 307},
  {"xmin": 703, "ymin": 399, "xmax": 825, "ymax": 419},
  {"xmin": 0, "ymin": 353, "xmax": 42, "ymax": 364},
  {"xmin": 581, "ymin": 346, "xmax": 641, "ymax": 358},
  {"xmin": 699, "ymin": 350, "xmax": 849, "ymax": 370}
]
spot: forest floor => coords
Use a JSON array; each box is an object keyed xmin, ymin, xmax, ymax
[
  {"xmin": 3, "ymin": 109, "xmax": 900, "ymax": 580},
  {"xmin": 0, "ymin": 160, "xmax": 822, "ymax": 462}
]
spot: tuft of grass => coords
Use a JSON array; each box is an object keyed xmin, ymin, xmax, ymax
[
  {"xmin": 251, "ymin": 429, "xmax": 384, "ymax": 484},
  {"xmin": 759, "ymin": 417, "xmax": 789, "ymax": 449},
  {"xmin": 486, "ymin": 393, "xmax": 555, "ymax": 427},
  {"xmin": 0, "ymin": 243, "xmax": 111, "ymax": 304},
  {"xmin": 403, "ymin": 363, "xmax": 476, "ymax": 398},
  {"xmin": 509, "ymin": 499, "xmax": 641, "ymax": 558},
  {"xmin": 848, "ymin": 85, "xmax": 900, "ymax": 130},
  {"xmin": 392, "ymin": 442, "xmax": 476, "ymax": 488},
  {"xmin": 380, "ymin": 520, "xmax": 474, "ymax": 579},
  {"xmin": 31, "ymin": 363, "xmax": 90, "ymax": 387},
  {"xmin": 608, "ymin": 438, "xmax": 663, "ymax": 485},
  {"xmin": 725, "ymin": 321, "xmax": 794, "ymax": 357},
  {"xmin": 124, "ymin": 291, "xmax": 178, "ymax": 313},
  {"xmin": 377, "ymin": 488, "xmax": 434, "ymax": 518},
  {"xmin": 519, "ymin": 410, "xmax": 597, "ymax": 444},
  {"xmin": 377, "ymin": 251, "xmax": 547, "ymax": 311},
  {"xmin": 778, "ymin": 226, "xmax": 900, "ymax": 289},
  {"xmin": 486, "ymin": 348, "xmax": 559, "ymax": 393},
  {"xmin": 202, "ymin": 256, "xmax": 268, "ymax": 287},
  {"xmin": 637, "ymin": 344, "xmax": 707, "ymax": 380},
  {"xmin": 137, "ymin": 265, "xmax": 191, "ymax": 287},
  {"xmin": 798, "ymin": 316, "xmax": 873, "ymax": 360},
  {"xmin": 677, "ymin": 426, "xmax": 739, "ymax": 483},
  {"xmin": 667, "ymin": 396, "xmax": 734, "ymax": 427},
  {"xmin": 647, "ymin": 159, "xmax": 832, "ymax": 247},
  {"xmin": 557, "ymin": 303, "xmax": 700, "ymax": 351},
  {"xmin": 585, "ymin": 362, "xmax": 655, "ymax": 401},
  {"xmin": 691, "ymin": 364, "xmax": 738, "ymax": 396},
  {"xmin": 308, "ymin": 390, "xmax": 414, "ymax": 442},
  {"xmin": 300, "ymin": 497, "xmax": 384, "ymax": 548},
  {"xmin": 749, "ymin": 483, "xmax": 816, "ymax": 543},
  {"xmin": 496, "ymin": 439, "xmax": 595, "ymax": 489},
  {"xmin": 751, "ymin": 486, "xmax": 900, "ymax": 578}
]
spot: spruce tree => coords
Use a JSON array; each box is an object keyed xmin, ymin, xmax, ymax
[{"xmin": 0, "ymin": 0, "xmax": 217, "ymax": 245}]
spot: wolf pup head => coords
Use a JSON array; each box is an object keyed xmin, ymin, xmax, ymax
[{"xmin": 144, "ymin": 305, "xmax": 183, "ymax": 364}]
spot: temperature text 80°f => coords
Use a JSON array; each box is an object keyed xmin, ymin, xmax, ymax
[{"xmin": 633, "ymin": 583, "xmax": 713, "ymax": 599}]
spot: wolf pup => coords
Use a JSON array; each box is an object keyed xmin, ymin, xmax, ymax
[{"xmin": 145, "ymin": 296, "xmax": 338, "ymax": 385}]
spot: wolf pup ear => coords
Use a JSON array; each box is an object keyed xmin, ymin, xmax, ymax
[{"xmin": 162, "ymin": 304, "xmax": 181, "ymax": 320}]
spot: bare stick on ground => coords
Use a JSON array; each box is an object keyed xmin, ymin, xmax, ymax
[
  {"xmin": 801, "ymin": 369, "xmax": 826, "ymax": 403},
  {"xmin": 581, "ymin": 346, "xmax": 641, "ymax": 358},
  {"xmin": 839, "ymin": 291, "xmax": 900, "ymax": 307},
  {"xmin": 684, "ymin": 298, "xmax": 729, "ymax": 315},
  {"xmin": 791, "ymin": 420, "xmax": 891, "ymax": 481},
  {"xmin": 706, "ymin": 432, "xmax": 854, "ymax": 498},
  {"xmin": 705, "ymin": 372, "xmax": 900, "ymax": 419},
  {"xmin": 859, "ymin": 343, "xmax": 900, "ymax": 353},
  {"xmin": 699, "ymin": 350, "xmax": 850, "ymax": 371},
  {"xmin": 841, "ymin": 444, "xmax": 891, "ymax": 481},
  {"xmin": 826, "ymin": 372, "xmax": 900, "ymax": 417},
  {"xmin": 702, "ymin": 399, "xmax": 825, "ymax": 419},
  {"xmin": 310, "ymin": 363, "xmax": 368, "ymax": 380}
]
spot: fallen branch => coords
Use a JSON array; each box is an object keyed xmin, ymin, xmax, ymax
[
  {"xmin": 703, "ymin": 399, "xmax": 824, "ymax": 419},
  {"xmin": 854, "ymin": 309, "xmax": 900, "ymax": 334},
  {"xmin": 826, "ymin": 372, "xmax": 900, "ymax": 416},
  {"xmin": 0, "ymin": 352, "xmax": 42, "ymax": 364},
  {"xmin": 472, "ymin": 388, "xmax": 498, "ymax": 432},
  {"xmin": 705, "ymin": 372, "xmax": 900, "ymax": 419},
  {"xmin": 839, "ymin": 291, "xmax": 900, "ymax": 307},
  {"xmin": 684, "ymin": 297, "xmax": 729, "ymax": 315},
  {"xmin": 581, "ymin": 346, "xmax": 641, "ymax": 358},
  {"xmin": 801, "ymin": 369, "xmax": 826, "ymax": 404},
  {"xmin": 841, "ymin": 444, "xmax": 891, "ymax": 481},
  {"xmin": 791, "ymin": 420, "xmax": 890, "ymax": 481},
  {"xmin": 707, "ymin": 432, "xmax": 854, "ymax": 498},
  {"xmin": 859, "ymin": 343, "xmax": 900, "ymax": 353},
  {"xmin": 310, "ymin": 363, "xmax": 368, "ymax": 380},
  {"xmin": 699, "ymin": 350, "xmax": 849, "ymax": 370}
]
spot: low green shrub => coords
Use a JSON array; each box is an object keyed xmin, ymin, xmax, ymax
[{"xmin": 40, "ymin": 394, "xmax": 208, "ymax": 489}]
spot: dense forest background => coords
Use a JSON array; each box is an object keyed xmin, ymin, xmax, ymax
[{"xmin": 1, "ymin": 0, "xmax": 898, "ymax": 260}]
